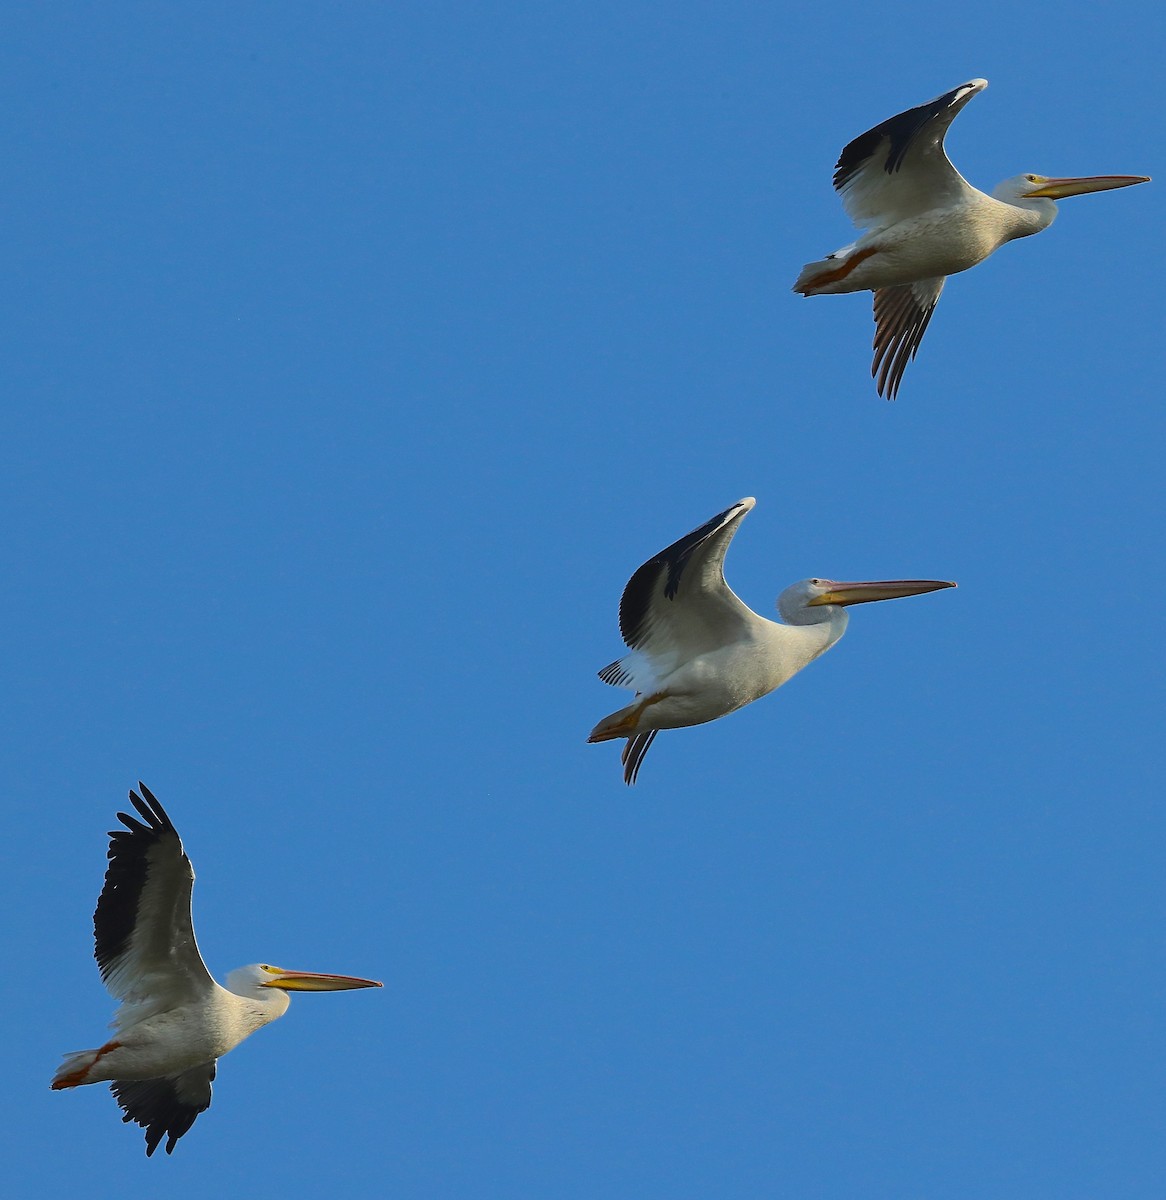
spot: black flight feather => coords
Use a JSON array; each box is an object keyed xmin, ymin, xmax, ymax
[
  {"xmin": 833, "ymin": 82, "xmax": 975, "ymax": 192},
  {"xmin": 617, "ymin": 501, "xmax": 747, "ymax": 651},
  {"xmin": 94, "ymin": 783, "xmax": 182, "ymax": 983},
  {"xmin": 112, "ymin": 1063, "xmax": 215, "ymax": 1156}
]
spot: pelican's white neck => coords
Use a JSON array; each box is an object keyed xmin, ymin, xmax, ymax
[
  {"xmin": 778, "ymin": 582, "xmax": 850, "ymax": 631},
  {"xmin": 991, "ymin": 178, "xmax": 1057, "ymax": 238},
  {"xmin": 772, "ymin": 583, "xmax": 851, "ymax": 678}
]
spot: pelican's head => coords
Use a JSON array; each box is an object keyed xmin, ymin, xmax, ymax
[
  {"xmin": 779, "ymin": 578, "xmax": 956, "ymax": 625},
  {"xmin": 227, "ymin": 963, "xmax": 383, "ymax": 998},
  {"xmin": 996, "ymin": 172, "xmax": 1150, "ymax": 209},
  {"xmin": 1020, "ymin": 173, "xmax": 1150, "ymax": 200}
]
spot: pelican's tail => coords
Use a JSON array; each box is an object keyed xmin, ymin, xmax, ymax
[{"xmin": 51, "ymin": 1048, "xmax": 102, "ymax": 1090}]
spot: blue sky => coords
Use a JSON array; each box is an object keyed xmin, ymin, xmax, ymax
[{"xmin": 4, "ymin": 3, "xmax": 1163, "ymax": 1196}]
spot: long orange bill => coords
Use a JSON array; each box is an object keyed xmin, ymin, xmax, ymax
[
  {"xmin": 263, "ymin": 969, "xmax": 383, "ymax": 991},
  {"xmin": 808, "ymin": 580, "xmax": 956, "ymax": 607},
  {"xmin": 1025, "ymin": 174, "xmax": 1150, "ymax": 199}
]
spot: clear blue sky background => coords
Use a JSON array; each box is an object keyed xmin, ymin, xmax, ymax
[{"xmin": 3, "ymin": 3, "xmax": 1163, "ymax": 1197}]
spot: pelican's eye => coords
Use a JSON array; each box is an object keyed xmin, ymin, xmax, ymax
[{"xmin": 1025, "ymin": 174, "xmax": 1040, "ymax": 183}]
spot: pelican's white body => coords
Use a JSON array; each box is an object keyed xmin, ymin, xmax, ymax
[
  {"xmin": 53, "ymin": 788, "xmax": 383, "ymax": 1155},
  {"xmin": 797, "ymin": 183, "xmax": 1052, "ymax": 296},
  {"xmin": 53, "ymin": 968, "xmax": 289, "ymax": 1085},
  {"xmin": 589, "ymin": 498, "xmax": 955, "ymax": 783},
  {"xmin": 792, "ymin": 77, "xmax": 1148, "ymax": 398},
  {"xmin": 607, "ymin": 595, "xmax": 847, "ymax": 731}
]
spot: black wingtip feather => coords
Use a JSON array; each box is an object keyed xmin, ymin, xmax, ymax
[
  {"xmin": 620, "ymin": 730, "xmax": 658, "ymax": 785},
  {"xmin": 618, "ymin": 501, "xmax": 749, "ymax": 648},
  {"xmin": 112, "ymin": 1065, "xmax": 215, "ymax": 1156},
  {"xmin": 128, "ymin": 783, "xmax": 174, "ymax": 832},
  {"xmin": 871, "ymin": 284, "xmax": 942, "ymax": 399},
  {"xmin": 833, "ymin": 81, "xmax": 981, "ymax": 192},
  {"xmin": 94, "ymin": 783, "xmax": 183, "ymax": 981},
  {"xmin": 598, "ymin": 660, "xmax": 634, "ymax": 688}
]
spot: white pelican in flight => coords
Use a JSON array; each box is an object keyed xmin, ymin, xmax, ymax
[
  {"xmin": 589, "ymin": 498, "xmax": 955, "ymax": 784},
  {"xmin": 52, "ymin": 784, "xmax": 381, "ymax": 1155},
  {"xmin": 793, "ymin": 78, "xmax": 1150, "ymax": 398}
]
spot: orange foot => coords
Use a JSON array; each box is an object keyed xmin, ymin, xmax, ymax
[
  {"xmin": 801, "ymin": 246, "xmax": 879, "ymax": 291},
  {"xmin": 589, "ymin": 693, "xmax": 670, "ymax": 743},
  {"xmin": 51, "ymin": 1040, "xmax": 121, "ymax": 1089}
]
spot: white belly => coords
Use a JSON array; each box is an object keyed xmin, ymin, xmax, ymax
[{"xmin": 87, "ymin": 1004, "xmax": 250, "ymax": 1082}]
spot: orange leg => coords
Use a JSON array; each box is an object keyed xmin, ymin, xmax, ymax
[
  {"xmin": 802, "ymin": 245, "xmax": 879, "ymax": 290},
  {"xmin": 589, "ymin": 692, "xmax": 670, "ymax": 742},
  {"xmin": 621, "ymin": 692, "xmax": 669, "ymax": 734},
  {"xmin": 51, "ymin": 1039, "xmax": 122, "ymax": 1089}
]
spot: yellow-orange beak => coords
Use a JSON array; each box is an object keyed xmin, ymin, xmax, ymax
[
  {"xmin": 1024, "ymin": 174, "xmax": 1150, "ymax": 199},
  {"xmin": 807, "ymin": 579, "xmax": 956, "ymax": 607},
  {"xmin": 261, "ymin": 968, "xmax": 383, "ymax": 992}
]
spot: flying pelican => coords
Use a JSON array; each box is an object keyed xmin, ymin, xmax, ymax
[
  {"xmin": 793, "ymin": 78, "xmax": 1149, "ymax": 398},
  {"xmin": 588, "ymin": 498, "xmax": 955, "ymax": 784},
  {"xmin": 52, "ymin": 784, "xmax": 381, "ymax": 1156}
]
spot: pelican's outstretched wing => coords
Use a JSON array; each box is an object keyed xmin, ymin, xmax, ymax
[
  {"xmin": 834, "ymin": 79, "xmax": 986, "ymax": 229},
  {"xmin": 95, "ymin": 784, "xmax": 216, "ymax": 1028},
  {"xmin": 598, "ymin": 497, "xmax": 762, "ymax": 691},
  {"xmin": 111, "ymin": 1062, "xmax": 216, "ymax": 1156},
  {"xmin": 871, "ymin": 277, "xmax": 945, "ymax": 399}
]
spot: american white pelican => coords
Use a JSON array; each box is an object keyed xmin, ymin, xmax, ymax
[
  {"xmin": 589, "ymin": 498, "xmax": 955, "ymax": 784},
  {"xmin": 793, "ymin": 78, "xmax": 1150, "ymax": 398},
  {"xmin": 51, "ymin": 784, "xmax": 381, "ymax": 1155}
]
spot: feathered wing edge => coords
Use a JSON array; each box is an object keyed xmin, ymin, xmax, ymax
[
  {"xmin": 111, "ymin": 1061, "xmax": 216, "ymax": 1156},
  {"xmin": 621, "ymin": 731, "xmax": 659, "ymax": 786},
  {"xmin": 598, "ymin": 658, "xmax": 636, "ymax": 689},
  {"xmin": 834, "ymin": 81, "xmax": 982, "ymax": 190},
  {"xmin": 598, "ymin": 499, "xmax": 755, "ymax": 694},
  {"xmin": 871, "ymin": 278, "xmax": 945, "ymax": 399},
  {"xmin": 592, "ymin": 500, "xmax": 756, "ymax": 786},
  {"xmin": 95, "ymin": 784, "xmax": 182, "ymax": 987},
  {"xmin": 619, "ymin": 500, "xmax": 753, "ymax": 648},
  {"xmin": 832, "ymin": 80, "xmax": 986, "ymax": 229},
  {"xmin": 95, "ymin": 784, "xmax": 215, "ymax": 1028}
]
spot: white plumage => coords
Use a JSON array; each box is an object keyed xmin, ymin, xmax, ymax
[
  {"xmin": 52, "ymin": 784, "xmax": 381, "ymax": 1155},
  {"xmin": 794, "ymin": 78, "xmax": 1149, "ymax": 398},
  {"xmin": 589, "ymin": 499, "xmax": 956, "ymax": 784}
]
